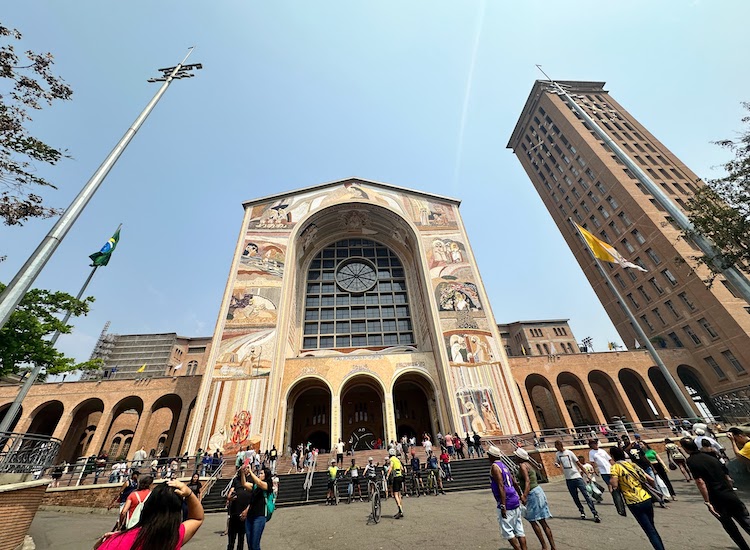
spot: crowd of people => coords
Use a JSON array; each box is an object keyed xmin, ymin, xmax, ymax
[{"xmin": 490, "ymin": 421, "xmax": 750, "ymax": 550}]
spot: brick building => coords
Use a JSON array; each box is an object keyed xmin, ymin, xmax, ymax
[{"xmin": 507, "ymin": 80, "xmax": 750, "ymax": 421}]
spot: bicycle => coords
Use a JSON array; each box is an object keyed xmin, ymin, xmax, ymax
[
  {"xmin": 367, "ymin": 478, "xmax": 381, "ymax": 524},
  {"xmin": 410, "ymin": 470, "xmax": 422, "ymax": 497}
]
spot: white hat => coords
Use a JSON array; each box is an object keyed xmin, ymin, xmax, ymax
[
  {"xmin": 694, "ymin": 428, "xmax": 706, "ymax": 435},
  {"xmin": 487, "ymin": 445, "xmax": 503, "ymax": 458},
  {"xmin": 513, "ymin": 448, "xmax": 531, "ymax": 461}
]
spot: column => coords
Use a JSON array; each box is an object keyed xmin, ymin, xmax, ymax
[
  {"xmin": 330, "ymin": 394, "xmax": 340, "ymax": 449},
  {"xmin": 580, "ymin": 384, "xmax": 608, "ymax": 425},
  {"xmin": 517, "ymin": 383, "xmax": 541, "ymax": 433},
  {"xmin": 126, "ymin": 409, "xmax": 152, "ymax": 460},
  {"xmin": 549, "ymin": 384, "xmax": 576, "ymax": 428},
  {"xmin": 383, "ymin": 393, "xmax": 397, "ymax": 444},
  {"xmin": 86, "ymin": 410, "xmax": 114, "ymax": 457}
]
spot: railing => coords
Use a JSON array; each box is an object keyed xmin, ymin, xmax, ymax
[
  {"xmin": 46, "ymin": 453, "xmax": 211, "ymax": 487},
  {"xmin": 0, "ymin": 431, "xmax": 61, "ymax": 475},
  {"xmin": 484, "ymin": 417, "xmax": 713, "ymax": 453},
  {"xmin": 303, "ymin": 452, "xmax": 318, "ymax": 501},
  {"xmin": 200, "ymin": 459, "xmax": 225, "ymax": 501}
]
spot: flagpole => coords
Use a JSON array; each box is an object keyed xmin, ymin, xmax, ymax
[
  {"xmin": 0, "ymin": 49, "xmax": 202, "ymax": 334},
  {"xmin": 569, "ymin": 220, "xmax": 697, "ymax": 419},
  {"xmin": 0, "ymin": 265, "xmax": 99, "ymax": 433}
]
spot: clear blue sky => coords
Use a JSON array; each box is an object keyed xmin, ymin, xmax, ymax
[{"xmin": 2, "ymin": 1, "xmax": 748, "ymax": 366}]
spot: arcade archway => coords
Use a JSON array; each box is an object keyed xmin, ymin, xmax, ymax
[
  {"xmin": 27, "ymin": 400, "xmax": 64, "ymax": 436},
  {"xmin": 588, "ymin": 370, "xmax": 629, "ymax": 422},
  {"xmin": 525, "ymin": 374, "xmax": 565, "ymax": 429},
  {"xmin": 59, "ymin": 398, "xmax": 105, "ymax": 463},
  {"xmin": 392, "ymin": 372, "xmax": 435, "ymax": 440},
  {"xmin": 648, "ymin": 367, "xmax": 691, "ymax": 417},
  {"xmin": 341, "ymin": 375, "xmax": 385, "ymax": 450},
  {"xmin": 619, "ymin": 369, "xmax": 660, "ymax": 421},
  {"xmin": 288, "ymin": 379, "xmax": 332, "ymax": 452},
  {"xmin": 557, "ymin": 372, "xmax": 597, "ymax": 426},
  {"xmin": 677, "ymin": 365, "xmax": 718, "ymax": 420}
]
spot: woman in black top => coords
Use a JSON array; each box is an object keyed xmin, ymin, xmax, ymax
[
  {"xmin": 183, "ymin": 473, "xmax": 203, "ymax": 520},
  {"xmin": 227, "ymin": 480, "xmax": 252, "ymax": 550},
  {"xmin": 240, "ymin": 466, "xmax": 272, "ymax": 550}
]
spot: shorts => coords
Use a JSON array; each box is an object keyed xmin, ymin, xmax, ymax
[
  {"xmin": 337, "ymin": 453, "xmax": 344, "ymax": 461},
  {"xmin": 412, "ymin": 470, "xmax": 422, "ymax": 479},
  {"xmin": 351, "ymin": 477, "xmax": 360, "ymax": 487},
  {"xmin": 327, "ymin": 479, "xmax": 336, "ymax": 489},
  {"xmin": 392, "ymin": 476, "xmax": 403, "ymax": 493},
  {"xmin": 498, "ymin": 506, "xmax": 525, "ymax": 540}
]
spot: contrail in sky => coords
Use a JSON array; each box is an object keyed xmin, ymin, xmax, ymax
[{"xmin": 453, "ymin": 0, "xmax": 486, "ymax": 188}]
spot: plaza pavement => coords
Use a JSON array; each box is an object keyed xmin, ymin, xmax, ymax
[{"xmin": 31, "ymin": 474, "xmax": 748, "ymax": 549}]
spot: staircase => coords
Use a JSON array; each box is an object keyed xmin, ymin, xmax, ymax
[{"xmin": 200, "ymin": 453, "xmax": 501, "ymax": 512}]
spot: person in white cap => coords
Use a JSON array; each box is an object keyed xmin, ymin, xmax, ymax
[
  {"xmin": 514, "ymin": 447, "xmax": 556, "ymax": 550},
  {"xmin": 487, "ymin": 445, "xmax": 527, "ymax": 550},
  {"xmin": 693, "ymin": 427, "xmax": 725, "ymax": 457}
]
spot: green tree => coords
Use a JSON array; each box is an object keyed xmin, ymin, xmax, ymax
[
  {"xmin": 686, "ymin": 103, "xmax": 750, "ymax": 276},
  {"xmin": 0, "ymin": 282, "xmax": 101, "ymax": 379},
  {"xmin": 1, "ymin": 21, "xmax": 72, "ymax": 227}
]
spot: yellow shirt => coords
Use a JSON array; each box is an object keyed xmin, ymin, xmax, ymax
[
  {"xmin": 738, "ymin": 441, "xmax": 750, "ymax": 461},
  {"xmin": 611, "ymin": 462, "xmax": 650, "ymax": 505},
  {"xmin": 389, "ymin": 456, "xmax": 403, "ymax": 478},
  {"xmin": 328, "ymin": 466, "xmax": 338, "ymax": 479}
]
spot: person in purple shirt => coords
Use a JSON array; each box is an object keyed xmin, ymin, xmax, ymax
[{"xmin": 488, "ymin": 445, "xmax": 527, "ymax": 550}]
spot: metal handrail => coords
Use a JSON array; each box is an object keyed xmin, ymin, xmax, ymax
[
  {"xmin": 0, "ymin": 431, "xmax": 61, "ymax": 475},
  {"xmin": 200, "ymin": 459, "xmax": 225, "ymax": 500},
  {"xmin": 303, "ymin": 452, "xmax": 318, "ymax": 501}
]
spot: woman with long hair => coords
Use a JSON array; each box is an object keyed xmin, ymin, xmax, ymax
[
  {"xmin": 96, "ymin": 479, "xmax": 204, "ymax": 550},
  {"xmin": 643, "ymin": 442, "xmax": 676, "ymax": 501},
  {"xmin": 240, "ymin": 465, "xmax": 272, "ymax": 550},
  {"xmin": 609, "ymin": 446, "xmax": 664, "ymax": 550},
  {"xmin": 664, "ymin": 437, "xmax": 692, "ymax": 481},
  {"xmin": 514, "ymin": 448, "xmax": 556, "ymax": 550}
]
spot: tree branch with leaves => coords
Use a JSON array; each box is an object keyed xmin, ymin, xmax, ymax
[
  {"xmin": 0, "ymin": 21, "xmax": 72, "ymax": 228},
  {"xmin": 686, "ymin": 103, "xmax": 750, "ymax": 278}
]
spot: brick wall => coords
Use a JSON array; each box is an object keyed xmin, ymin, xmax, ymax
[
  {"xmin": 42, "ymin": 483, "xmax": 122, "ymax": 509},
  {"xmin": 0, "ymin": 480, "xmax": 49, "ymax": 550}
]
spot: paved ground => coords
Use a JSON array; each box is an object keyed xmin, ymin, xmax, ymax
[{"xmin": 31, "ymin": 474, "xmax": 750, "ymax": 549}]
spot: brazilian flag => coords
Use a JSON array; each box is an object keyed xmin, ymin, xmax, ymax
[{"xmin": 89, "ymin": 227, "xmax": 121, "ymax": 267}]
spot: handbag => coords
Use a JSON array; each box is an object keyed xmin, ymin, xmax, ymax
[
  {"xmin": 668, "ymin": 460, "xmax": 677, "ymax": 471},
  {"xmin": 612, "ymin": 488, "xmax": 627, "ymax": 516}
]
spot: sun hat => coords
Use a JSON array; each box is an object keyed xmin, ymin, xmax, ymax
[
  {"xmin": 513, "ymin": 448, "xmax": 531, "ymax": 461},
  {"xmin": 487, "ymin": 445, "xmax": 503, "ymax": 458},
  {"xmin": 694, "ymin": 428, "xmax": 706, "ymax": 435}
]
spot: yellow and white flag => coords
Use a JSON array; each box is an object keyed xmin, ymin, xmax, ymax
[{"xmin": 575, "ymin": 223, "xmax": 647, "ymax": 272}]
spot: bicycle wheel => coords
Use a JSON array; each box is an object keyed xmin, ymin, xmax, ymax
[{"xmin": 372, "ymin": 491, "xmax": 381, "ymax": 523}]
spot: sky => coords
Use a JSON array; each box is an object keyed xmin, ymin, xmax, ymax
[{"xmin": 2, "ymin": 1, "xmax": 749, "ymax": 368}]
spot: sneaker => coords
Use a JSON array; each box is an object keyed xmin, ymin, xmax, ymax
[
  {"xmin": 594, "ymin": 514, "xmax": 601, "ymax": 523},
  {"xmin": 394, "ymin": 512, "xmax": 403, "ymax": 519},
  {"xmin": 580, "ymin": 513, "xmax": 586, "ymax": 520}
]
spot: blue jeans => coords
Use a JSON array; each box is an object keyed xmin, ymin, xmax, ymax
[
  {"xmin": 628, "ymin": 499, "xmax": 664, "ymax": 550},
  {"xmin": 245, "ymin": 515, "xmax": 266, "ymax": 550},
  {"xmin": 565, "ymin": 478, "xmax": 597, "ymax": 515}
]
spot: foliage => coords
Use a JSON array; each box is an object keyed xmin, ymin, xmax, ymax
[
  {"xmin": 0, "ymin": 22, "xmax": 72, "ymax": 227},
  {"xmin": 686, "ymin": 103, "xmax": 750, "ymax": 276},
  {"xmin": 0, "ymin": 282, "xmax": 100, "ymax": 379}
]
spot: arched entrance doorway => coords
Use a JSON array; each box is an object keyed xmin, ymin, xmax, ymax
[
  {"xmin": 619, "ymin": 369, "xmax": 660, "ymax": 421},
  {"xmin": 27, "ymin": 400, "xmax": 64, "ymax": 436},
  {"xmin": 677, "ymin": 365, "xmax": 718, "ymax": 420},
  {"xmin": 59, "ymin": 398, "xmax": 105, "ymax": 463},
  {"xmin": 588, "ymin": 370, "xmax": 629, "ymax": 423},
  {"xmin": 525, "ymin": 374, "xmax": 565, "ymax": 429},
  {"xmin": 98, "ymin": 396, "xmax": 143, "ymax": 457},
  {"xmin": 341, "ymin": 375, "xmax": 385, "ymax": 450},
  {"xmin": 648, "ymin": 367, "xmax": 691, "ymax": 417},
  {"xmin": 0, "ymin": 404, "xmax": 23, "ymax": 432},
  {"xmin": 557, "ymin": 372, "xmax": 597, "ymax": 426},
  {"xmin": 288, "ymin": 379, "xmax": 332, "ymax": 452},
  {"xmin": 392, "ymin": 372, "xmax": 435, "ymax": 440},
  {"xmin": 149, "ymin": 394, "xmax": 183, "ymax": 457}
]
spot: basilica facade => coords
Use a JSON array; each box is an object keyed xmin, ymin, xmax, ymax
[{"xmin": 184, "ymin": 178, "xmax": 531, "ymax": 454}]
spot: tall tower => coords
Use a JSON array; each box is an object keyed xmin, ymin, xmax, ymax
[{"xmin": 507, "ymin": 81, "xmax": 750, "ymax": 417}]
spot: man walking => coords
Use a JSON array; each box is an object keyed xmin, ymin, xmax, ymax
[
  {"xmin": 588, "ymin": 439, "xmax": 613, "ymax": 491},
  {"xmin": 681, "ymin": 437, "xmax": 750, "ymax": 550},
  {"xmin": 132, "ymin": 446, "xmax": 147, "ymax": 468},
  {"xmin": 554, "ymin": 440, "xmax": 601, "ymax": 522},
  {"xmin": 488, "ymin": 445, "xmax": 527, "ymax": 550},
  {"xmin": 335, "ymin": 439, "xmax": 345, "ymax": 467}
]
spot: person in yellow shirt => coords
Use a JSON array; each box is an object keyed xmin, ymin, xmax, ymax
[
  {"xmin": 609, "ymin": 446, "xmax": 665, "ymax": 550},
  {"xmin": 386, "ymin": 448, "xmax": 404, "ymax": 519},
  {"xmin": 728, "ymin": 427, "xmax": 750, "ymax": 463},
  {"xmin": 326, "ymin": 460, "xmax": 339, "ymax": 505}
]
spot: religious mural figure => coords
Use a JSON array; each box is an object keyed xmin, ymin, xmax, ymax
[
  {"xmin": 208, "ymin": 427, "xmax": 227, "ymax": 453},
  {"xmin": 230, "ymin": 411, "xmax": 252, "ymax": 445}
]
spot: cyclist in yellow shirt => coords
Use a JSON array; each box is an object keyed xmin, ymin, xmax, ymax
[
  {"xmin": 326, "ymin": 460, "xmax": 339, "ymax": 505},
  {"xmin": 386, "ymin": 448, "xmax": 404, "ymax": 519}
]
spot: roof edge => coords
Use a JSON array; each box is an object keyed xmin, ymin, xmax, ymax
[{"xmin": 241, "ymin": 177, "xmax": 462, "ymax": 209}]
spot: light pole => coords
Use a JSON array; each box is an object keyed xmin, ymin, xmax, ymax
[
  {"xmin": 0, "ymin": 49, "xmax": 202, "ymax": 335},
  {"xmin": 0, "ymin": 50, "xmax": 201, "ymax": 434}
]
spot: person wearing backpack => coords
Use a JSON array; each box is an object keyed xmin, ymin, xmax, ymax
[
  {"xmin": 239, "ymin": 465, "xmax": 274, "ymax": 550},
  {"xmin": 120, "ymin": 475, "xmax": 153, "ymax": 529},
  {"xmin": 108, "ymin": 471, "xmax": 140, "ymax": 529}
]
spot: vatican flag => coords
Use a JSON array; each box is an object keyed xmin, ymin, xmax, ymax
[
  {"xmin": 575, "ymin": 223, "xmax": 647, "ymax": 272},
  {"xmin": 136, "ymin": 363, "xmax": 147, "ymax": 373}
]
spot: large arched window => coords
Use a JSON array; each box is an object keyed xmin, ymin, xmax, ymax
[{"xmin": 302, "ymin": 239, "xmax": 414, "ymax": 350}]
